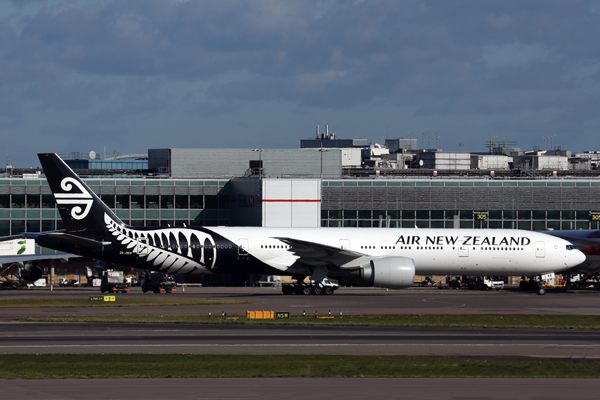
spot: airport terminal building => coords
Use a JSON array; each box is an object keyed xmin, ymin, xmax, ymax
[
  {"xmin": 2, "ymin": 175, "xmax": 600, "ymax": 238},
  {"xmin": 2, "ymin": 140, "xmax": 600, "ymax": 283}
]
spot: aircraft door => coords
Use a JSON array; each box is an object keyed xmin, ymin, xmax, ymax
[
  {"xmin": 238, "ymin": 238, "xmax": 249, "ymax": 256},
  {"xmin": 136, "ymin": 237, "xmax": 149, "ymax": 256},
  {"xmin": 458, "ymin": 245, "xmax": 469, "ymax": 257},
  {"xmin": 339, "ymin": 239, "xmax": 350, "ymax": 250},
  {"xmin": 535, "ymin": 241, "xmax": 545, "ymax": 258}
]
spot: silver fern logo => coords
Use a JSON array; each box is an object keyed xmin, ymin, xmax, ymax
[
  {"xmin": 54, "ymin": 177, "xmax": 94, "ymax": 220},
  {"xmin": 104, "ymin": 214, "xmax": 212, "ymax": 274}
]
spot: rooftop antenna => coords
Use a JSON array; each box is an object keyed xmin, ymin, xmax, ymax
[
  {"xmin": 485, "ymin": 135, "xmax": 497, "ymax": 153},
  {"xmin": 549, "ymin": 134, "xmax": 556, "ymax": 150}
]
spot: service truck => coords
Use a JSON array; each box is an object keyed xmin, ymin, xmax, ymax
[
  {"xmin": 141, "ymin": 271, "xmax": 177, "ymax": 293},
  {"xmin": 100, "ymin": 270, "xmax": 130, "ymax": 293}
]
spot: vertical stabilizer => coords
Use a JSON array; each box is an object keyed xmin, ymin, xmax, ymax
[{"xmin": 38, "ymin": 153, "xmax": 124, "ymax": 233}]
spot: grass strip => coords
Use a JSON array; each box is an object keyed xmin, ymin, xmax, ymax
[
  {"xmin": 18, "ymin": 314, "xmax": 600, "ymax": 330},
  {"xmin": 1, "ymin": 354, "xmax": 599, "ymax": 379},
  {"xmin": 0, "ymin": 298, "xmax": 252, "ymax": 308}
]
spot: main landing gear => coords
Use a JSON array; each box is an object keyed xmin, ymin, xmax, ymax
[{"xmin": 281, "ymin": 278, "xmax": 339, "ymax": 295}]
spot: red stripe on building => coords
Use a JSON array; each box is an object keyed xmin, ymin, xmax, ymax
[{"xmin": 261, "ymin": 199, "xmax": 321, "ymax": 202}]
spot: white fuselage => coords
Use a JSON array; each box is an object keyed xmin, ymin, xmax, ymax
[{"xmin": 208, "ymin": 227, "xmax": 585, "ymax": 276}]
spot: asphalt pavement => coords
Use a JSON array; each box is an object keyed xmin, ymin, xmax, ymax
[
  {"xmin": 2, "ymin": 285, "xmax": 600, "ymax": 320},
  {"xmin": 2, "ymin": 285, "xmax": 600, "ymax": 399}
]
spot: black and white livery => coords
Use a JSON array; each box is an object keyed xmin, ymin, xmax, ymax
[{"xmin": 25, "ymin": 153, "xmax": 585, "ymax": 293}]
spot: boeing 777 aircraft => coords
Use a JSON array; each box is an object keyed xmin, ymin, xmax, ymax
[{"xmin": 14, "ymin": 153, "xmax": 585, "ymax": 295}]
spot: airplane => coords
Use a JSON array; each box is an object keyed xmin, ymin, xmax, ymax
[
  {"xmin": 0, "ymin": 261, "xmax": 43, "ymax": 288},
  {"xmin": 10, "ymin": 153, "xmax": 586, "ymax": 295},
  {"xmin": 0, "ymin": 237, "xmax": 81, "ymax": 288}
]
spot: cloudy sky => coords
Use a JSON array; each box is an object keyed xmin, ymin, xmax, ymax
[{"xmin": 1, "ymin": 0, "xmax": 600, "ymax": 167}]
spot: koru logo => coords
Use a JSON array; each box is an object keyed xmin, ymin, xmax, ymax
[{"xmin": 54, "ymin": 177, "xmax": 93, "ymax": 220}]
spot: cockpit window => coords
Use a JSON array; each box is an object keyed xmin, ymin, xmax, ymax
[{"xmin": 566, "ymin": 245, "xmax": 574, "ymax": 250}]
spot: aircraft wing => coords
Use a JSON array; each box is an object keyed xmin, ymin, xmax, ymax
[
  {"xmin": 273, "ymin": 236, "xmax": 365, "ymax": 268},
  {"xmin": 0, "ymin": 252, "xmax": 81, "ymax": 265},
  {"xmin": 22, "ymin": 232, "xmax": 112, "ymax": 249},
  {"xmin": 2, "ymin": 231, "xmax": 111, "ymax": 250},
  {"xmin": 0, "ymin": 234, "xmax": 29, "ymax": 242},
  {"xmin": 0, "ymin": 232, "xmax": 92, "ymax": 265}
]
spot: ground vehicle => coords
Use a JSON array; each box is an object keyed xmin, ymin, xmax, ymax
[
  {"xmin": 519, "ymin": 273, "xmax": 562, "ymax": 295},
  {"xmin": 0, "ymin": 279, "xmax": 23, "ymax": 289},
  {"xmin": 281, "ymin": 277, "xmax": 339, "ymax": 295},
  {"xmin": 59, "ymin": 278, "xmax": 79, "ymax": 287},
  {"xmin": 100, "ymin": 270, "xmax": 130, "ymax": 293},
  {"xmin": 465, "ymin": 276, "xmax": 504, "ymax": 290},
  {"xmin": 141, "ymin": 271, "xmax": 177, "ymax": 293}
]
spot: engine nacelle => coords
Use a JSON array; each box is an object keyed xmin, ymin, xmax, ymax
[
  {"xmin": 360, "ymin": 256, "xmax": 415, "ymax": 289},
  {"xmin": 20, "ymin": 264, "xmax": 43, "ymax": 282}
]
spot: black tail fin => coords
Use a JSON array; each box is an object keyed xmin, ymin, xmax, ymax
[{"xmin": 38, "ymin": 153, "xmax": 124, "ymax": 233}]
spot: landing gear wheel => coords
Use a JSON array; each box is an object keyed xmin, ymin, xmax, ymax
[
  {"xmin": 282, "ymin": 285, "xmax": 294, "ymax": 295},
  {"xmin": 312, "ymin": 286, "xmax": 323, "ymax": 295},
  {"xmin": 536, "ymin": 287, "xmax": 546, "ymax": 295}
]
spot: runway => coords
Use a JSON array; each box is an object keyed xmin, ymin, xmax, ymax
[
  {"xmin": 2, "ymin": 378, "xmax": 600, "ymax": 400},
  {"xmin": 1, "ymin": 322, "xmax": 599, "ymax": 357}
]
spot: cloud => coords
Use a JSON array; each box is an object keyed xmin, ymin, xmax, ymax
[
  {"xmin": 481, "ymin": 41, "xmax": 554, "ymax": 69},
  {"xmin": 2, "ymin": 0, "xmax": 600, "ymax": 165}
]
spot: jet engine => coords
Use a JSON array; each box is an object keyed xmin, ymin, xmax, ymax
[
  {"xmin": 358, "ymin": 256, "xmax": 415, "ymax": 289},
  {"xmin": 19, "ymin": 264, "xmax": 43, "ymax": 282}
]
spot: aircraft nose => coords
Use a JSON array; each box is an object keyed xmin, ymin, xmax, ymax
[{"xmin": 572, "ymin": 248, "xmax": 586, "ymax": 266}]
